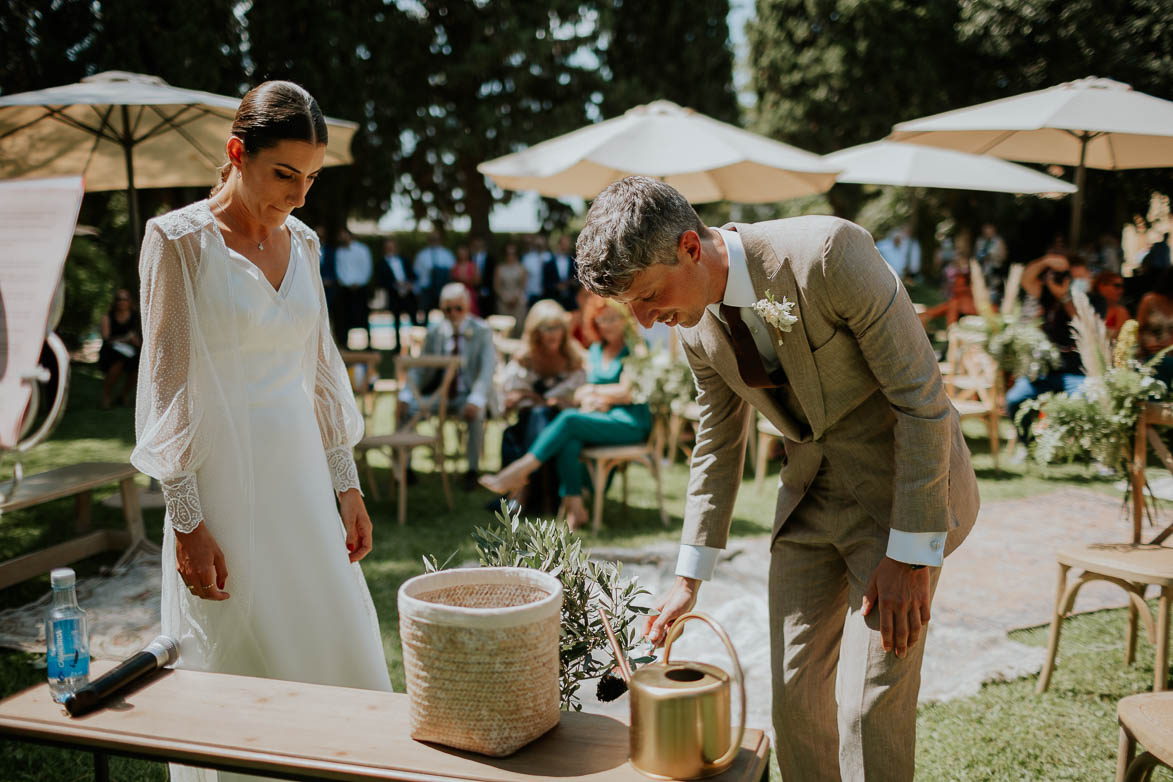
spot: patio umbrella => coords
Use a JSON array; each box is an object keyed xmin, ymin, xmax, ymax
[
  {"xmin": 824, "ymin": 140, "xmax": 1077, "ymax": 195},
  {"xmin": 478, "ymin": 99, "xmax": 838, "ymax": 203},
  {"xmin": 889, "ymin": 77, "xmax": 1173, "ymax": 246},
  {"xmin": 0, "ymin": 71, "xmax": 358, "ymax": 245}
]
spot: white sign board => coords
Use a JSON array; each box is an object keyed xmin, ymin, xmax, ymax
[{"xmin": 0, "ymin": 176, "xmax": 85, "ymax": 449}]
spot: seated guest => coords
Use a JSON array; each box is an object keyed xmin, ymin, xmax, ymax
[
  {"xmin": 917, "ymin": 269, "xmax": 977, "ymax": 329},
  {"xmin": 1006, "ymin": 252, "xmax": 1086, "ymax": 444},
  {"xmin": 98, "ymin": 288, "xmax": 141, "ymax": 409},
  {"xmin": 480, "ymin": 298, "xmax": 651, "ymax": 530},
  {"xmin": 379, "ymin": 237, "xmax": 422, "ymax": 354},
  {"xmin": 499, "ymin": 300, "xmax": 587, "ymax": 512},
  {"xmin": 1093, "ymin": 271, "xmax": 1130, "ymax": 340},
  {"xmin": 399, "ymin": 283, "xmax": 496, "ymax": 491},
  {"xmin": 1138, "ymin": 269, "xmax": 1173, "ymax": 384},
  {"xmin": 542, "ymin": 235, "xmax": 577, "ymax": 310}
]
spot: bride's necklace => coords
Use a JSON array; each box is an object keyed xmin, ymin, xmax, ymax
[{"xmin": 213, "ymin": 201, "xmax": 269, "ymax": 251}]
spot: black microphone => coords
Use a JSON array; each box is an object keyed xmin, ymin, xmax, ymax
[{"xmin": 64, "ymin": 635, "xmax": 178, "ymax": 717}]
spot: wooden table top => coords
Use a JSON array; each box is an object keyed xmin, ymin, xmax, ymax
[{"xmin": 0, "ymin": 663, "xmax": 770, "ymax": 782}]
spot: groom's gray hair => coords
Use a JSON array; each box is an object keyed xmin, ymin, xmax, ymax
[{"xmin": 575, "ymin": 176, "xmax": 706, "ymax": 297}]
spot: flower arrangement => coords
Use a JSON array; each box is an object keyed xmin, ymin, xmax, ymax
[
  {"xmin": 427, "ymin": 503, "xmax": 652, "ymax": 711},
  {"xmin": 984, "ymin": 318, "xmax": 1063, "ymax": 381},
  {"xmin": 1025, "ymin": 318, "xmax": 1169, "ymax": 476},
  {"xmin": 626, "ymin": 343, "xmax": 698, "ymax": 420}
]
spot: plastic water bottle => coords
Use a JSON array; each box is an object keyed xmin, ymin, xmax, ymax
[{"xmin": 45, "ymin": 567, "xmax": 89, "ymax": 702}]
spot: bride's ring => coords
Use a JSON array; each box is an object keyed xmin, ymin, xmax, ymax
[{"xmin": 201, "ymin": 583, "xmax": 214, "ymax": 589}]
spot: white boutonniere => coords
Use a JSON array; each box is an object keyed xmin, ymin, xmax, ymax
[{"xmin": 751, "ymin": 291, "xmax": 799, "ymax": 346}]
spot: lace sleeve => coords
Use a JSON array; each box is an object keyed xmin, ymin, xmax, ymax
[
  {"xmin": 130, "ymin": 222, "xmax": 211, "ymax": 532},
  {"xmin": 302, "ymin": 227, "xmax": 365, "ymax": 495}
]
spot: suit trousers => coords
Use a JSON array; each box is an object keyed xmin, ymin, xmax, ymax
[{"xmin": 769, "ymin": 454, "xmax": 939, "ymax": 782}]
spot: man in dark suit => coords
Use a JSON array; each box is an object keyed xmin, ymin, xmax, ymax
[
  {"xmin": 542, "ymin": 234, "xmax": 577, "ymax": 310},
  {"xmin": 378, "ymin": 237, "xmax": 421, "ymax": 354},
  {"xmin": 471, "ymin": 235, "xmax": 497, "ymax": 316}
]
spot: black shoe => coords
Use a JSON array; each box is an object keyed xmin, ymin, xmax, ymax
[{"xmin": 462, "ymin": 471, "xmax": 479, "ymax": 492}]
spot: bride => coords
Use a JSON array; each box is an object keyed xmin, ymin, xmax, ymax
[{"xmin": 131, "ymin": 81, "xmax": 391, "ymax": 781}]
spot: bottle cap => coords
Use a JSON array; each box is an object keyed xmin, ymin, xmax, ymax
[{"xmin": 50, "ymin": 568, "xmax": 76, "ymax": 588}]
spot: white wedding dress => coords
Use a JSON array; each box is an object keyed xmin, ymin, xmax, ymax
[{"xmin": 131, "ymin": 202, "xmax": 391, "ymax": 782}]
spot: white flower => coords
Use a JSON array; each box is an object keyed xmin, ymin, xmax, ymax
[{"xmin": 751, "ymin": 291, "xmax": 799, "ymax": 345}]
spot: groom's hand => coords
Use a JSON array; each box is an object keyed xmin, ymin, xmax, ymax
[
  {"xmin": 862, "ymin": 557, "xmax": 934, "ymax": 658},
  {"xmin": 644, "ymin": 576, "xmax": 701, "ymax": 647}
]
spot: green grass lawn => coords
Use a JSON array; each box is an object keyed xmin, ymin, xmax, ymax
[{"xmin": 0, "ymin": 362, "xmax": 1168, "ymax": 780}]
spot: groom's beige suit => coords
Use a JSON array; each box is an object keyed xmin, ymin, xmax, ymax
[{"xmin": 678, "ymin": 216, "xmax": 979, "ymax": 781}]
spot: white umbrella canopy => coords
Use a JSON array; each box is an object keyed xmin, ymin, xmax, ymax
[
  {"xmin": 824, "ymin": 140, "xmax": 1077, "ymax": 194},
  {"xmin": 889, "ymin": 77, "xmax": 1173, "ymax": 244},
  {"xmin": 0, "ymin": 71, "xmax": 357, "ymax": 241},
  {"xmin": 478, "ymin": 99, "xmax": 839, "ymax": 203}
]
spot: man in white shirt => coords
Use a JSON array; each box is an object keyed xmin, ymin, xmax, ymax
[
  {"xmin": 521, "ymin": 235, "xmax": 550, "ymax": 306},
  {"xmin": 876, "ymin": 226, "xmax": 922, "ymax": 282},
  {"xmin": 414, "ymin": 230, "xmax": 456, "ymax": 315},
  {"xmin": 575, "ymin": 177, "xmax": 978, "ymax": 782},
  {"xmin": 379, "ymin": 237, "xmax": 421, "ymax": 354},
  {"xmin": 334, "ymin": 229, "xmax": 373, "ymax": 348}
]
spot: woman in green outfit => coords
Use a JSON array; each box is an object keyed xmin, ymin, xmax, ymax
[{"xmin": 481, "ymin": 296, "xmax": 651, "ymax": 529}]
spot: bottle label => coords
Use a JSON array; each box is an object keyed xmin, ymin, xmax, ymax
[{"xmin": 48, "ymin": 618, "xmax": 89, "ymax": 681}]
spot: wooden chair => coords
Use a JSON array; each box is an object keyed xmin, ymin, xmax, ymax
[
  {"xmin": 1037, "ymin": 403, "xmax": 1173, "ymax": 693},
  {"xmin": 339, "ymin": 350, "xmax": 382, "ymax": 421},
  {"xmin": 940, "ymin": 326, "xmax": 1004, "ymax": 471},
  {"xmin": 579, "ymin": 433, "xmax": 670, "ymax": 533},
  {"xmin": 665, "ymin": 400, "xmax": 702, "ymax": 466},
  {"xmin": 353, "ymin": 355, "xmax": 460, "ymax": 524},
  {"xmin": 1117, "ymin": 691, "xmax": 1173, "ymax": 781}
]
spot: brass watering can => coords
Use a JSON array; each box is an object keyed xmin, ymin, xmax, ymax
[{"xmin": 628, "ymin": 612, "xmax": 746, "ymax": 780}]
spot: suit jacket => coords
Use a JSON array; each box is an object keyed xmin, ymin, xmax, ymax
[
  {"xmin": 680, "ymin": 217, "xmax": 979, "ymax": 556},
  {"xmin": 411, "ymin": 316, "xmax": 497, "ymax": 410},
  {"xmin": 542, "ymin": 254, "xmax": 577, "ymax": 309}
]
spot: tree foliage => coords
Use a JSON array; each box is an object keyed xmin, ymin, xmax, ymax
[
  {"xmin": 598, "ymin": 0, "xmax": 738, "ymax": 123},
  {"xmin": 748, "ymin": 0, "xmax": 1173, "ymax": 258}
]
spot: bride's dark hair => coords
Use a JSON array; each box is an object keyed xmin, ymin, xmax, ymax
[{"xmin": 210, "ymin": 81, "xmax": 328, "ymax": 195}]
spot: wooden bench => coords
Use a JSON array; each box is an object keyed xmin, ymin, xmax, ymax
[
  {"xmin": 0, "ymin": 662, "xmax": 770, "ymax": 782},
  {"xmin": 0, "ymin": 462, "xmax": 151, "ymax": 590}
]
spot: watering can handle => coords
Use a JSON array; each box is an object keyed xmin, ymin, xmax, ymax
[{"xmin": 662, "ymin": 612, "xmax": 746, "ymax": 771}]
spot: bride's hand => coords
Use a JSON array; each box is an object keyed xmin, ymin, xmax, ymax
[
  {"xmin": 339, "ymin": 489, "xmax": 373, "ymax": 562},
  {"xmin": 175, "ymin": 523, "xmax": 230, "ymax": 600}
]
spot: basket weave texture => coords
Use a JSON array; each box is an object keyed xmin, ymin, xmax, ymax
[{"xmin": 398, "ymin": 567, "xmax": 563, "ymax": 757}]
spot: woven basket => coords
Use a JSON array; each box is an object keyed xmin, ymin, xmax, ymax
[{"xmin": 398, "ymin": 567, "xmax": 563, "ymax": 756}]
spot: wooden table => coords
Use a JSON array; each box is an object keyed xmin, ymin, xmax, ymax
[
  {"xmin": 0, "ymin": 662, "xmax": 771, "ymax": 782},
  {"xmin": 0, "ymin": 462, "xmax": 153, "ymax": 589}
]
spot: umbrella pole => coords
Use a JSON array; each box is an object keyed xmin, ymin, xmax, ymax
[
  {"xmin": 121, "ymin": 106, "xmax": 142, "ymax": 251},
  {"xmin": 1067, "ymin": 133, "xmax": 1089, "ymax": 251}
]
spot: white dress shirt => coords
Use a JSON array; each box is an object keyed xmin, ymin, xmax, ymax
[
  {"xmin": 414, "ymin": 245, "xmax": 455, "ymax": 289},
  {"xmin": 335, "ymin": 240, "xmax": 373, "ymax": 286},
  {"xmin": 676, "ymin": 228, "xmax": 947, "ymax": 582},
  {"xmin": 522, "ymin": 250, "xmax": 548, "ymax": 297}
]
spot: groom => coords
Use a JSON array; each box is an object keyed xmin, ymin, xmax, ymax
[{"xmin": 575, "ymin": 177, "xmax": 978, "ymax": 781}]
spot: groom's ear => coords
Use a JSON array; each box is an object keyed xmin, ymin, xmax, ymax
[{"xmin": 677, "ymin": 230, "xmax": 702, "ymax": 264}]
